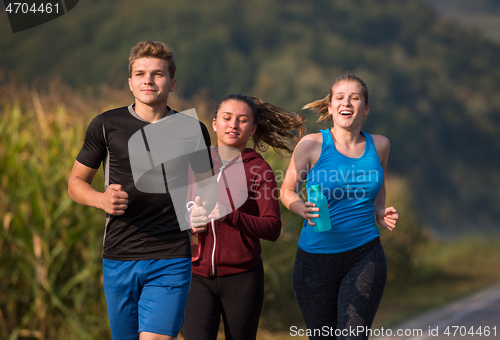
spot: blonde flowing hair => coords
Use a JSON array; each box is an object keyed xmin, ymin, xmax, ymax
[{"xmin": 303, "ymin": 74, "xmax": 369, "ymax": 123}]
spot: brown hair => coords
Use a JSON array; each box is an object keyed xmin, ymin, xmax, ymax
[
  {"xmin": 215, "ymin": 94, "xmax": 306, "ymax": 155},
  {"xmin": 303, "ymin": 74, "xmax": 369, "ymax": 123},
  {"xmin": 129, "ymin": 40, "xmax": 176, "ymax": 79}
]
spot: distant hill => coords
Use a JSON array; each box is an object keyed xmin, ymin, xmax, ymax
[
  {"xmin": 1, "ymin": 0, "xmax": 499, "ymax": 237},
  {"xmin": 425, "ymin": 0, "xmax": 500, "ymax": 43}
]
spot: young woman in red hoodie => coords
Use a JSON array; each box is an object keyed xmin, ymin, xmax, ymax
[{"xmin": 182, "ymin": 94, "xmax": 305, "ymax": 340}]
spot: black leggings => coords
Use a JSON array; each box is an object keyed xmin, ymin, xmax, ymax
[
  {"xmin": 292, "ymin": 238, "xmax": 387, "ymax": 340},
  {"xmin": 182, "ymin": 261, "xmax": 264, "ymax": 340}
]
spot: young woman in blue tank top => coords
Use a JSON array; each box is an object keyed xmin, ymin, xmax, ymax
[{"xmin": 281, "ymin": 74, "xmax": 399, "ymax": 340}]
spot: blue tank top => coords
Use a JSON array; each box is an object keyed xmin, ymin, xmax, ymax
[{"xmin": 298, "ymin": 130, "xmax": 383, "ymax": 254}]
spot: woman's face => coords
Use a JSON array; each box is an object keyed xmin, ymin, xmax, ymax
[
  {"xmin": 328, "ymin": 80, "xmax": 370, "ymax": 130},
  {"xmin": 213, "ymin": 99, "xmax": 257, "ymax": 152}
]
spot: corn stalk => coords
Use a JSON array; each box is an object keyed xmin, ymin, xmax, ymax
[{"xmin": 0, "ymin": 94, "xmax": 108, "ymax": 339}]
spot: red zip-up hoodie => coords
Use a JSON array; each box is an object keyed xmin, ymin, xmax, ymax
[{"xmin": 192, "ymin": 147, "xmax": 281, "ymax": 277}]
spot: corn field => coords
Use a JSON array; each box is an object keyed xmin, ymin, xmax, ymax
[{"xmin": 0, "ymin": 88, "xmax": 109, "ymax": 339}]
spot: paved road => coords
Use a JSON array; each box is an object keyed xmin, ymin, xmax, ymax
[{"xmin": 373, "ymin": 283, "xmax": 500, "ymax": 340}]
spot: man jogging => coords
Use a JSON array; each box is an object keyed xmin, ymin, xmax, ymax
[{"xmin": 68, "ymin": 40, "xmax": 216, "ymax": 340}]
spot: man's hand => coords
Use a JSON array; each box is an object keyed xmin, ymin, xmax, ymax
[{"xmin": 98, "ymin": 184, "xmax": 129, "ymax": 215}]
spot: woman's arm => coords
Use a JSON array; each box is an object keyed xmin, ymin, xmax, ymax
[
  {"xmin": 280, "ymin": 134, "xmax": 323, "ymax": 225},
  {"xmin": 372, "ymin": 135, "xmax": 399, "ymax": 231},
  {"xmin": 221, "ymin": 161, "xmax": 281, "ymax": 241}
]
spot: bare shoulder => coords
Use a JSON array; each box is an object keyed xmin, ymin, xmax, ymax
[
  {"xmin": 297, "ymin": 132, "xmax": 323, "ymax": 149},
  {"xmin": 370, "ymin": 134, "xmax": 390, "ymax": 167},
  {"xmin": 292, "ymin": 132, "xmax": 323, "ymax": 169},
  {"xmin": 301, "ymin": 132, "xmax": 323, "ymax": 142},
  {"xmin": 371, "ymin": 134, "xmax": 390, "ymax": 152}
]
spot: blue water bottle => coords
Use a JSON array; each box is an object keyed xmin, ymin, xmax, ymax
[{"xmin": 308, "ymin": 184, "xmax": 331, "ymax": 232}]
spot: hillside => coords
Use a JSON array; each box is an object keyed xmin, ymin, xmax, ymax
[
  {"xmin": 425, "ymin": 0, "xmax": 500, "ymax": 43},
  {"xmin": 1, "ymin": 0, "xmax": 500, "ymax": 236}
]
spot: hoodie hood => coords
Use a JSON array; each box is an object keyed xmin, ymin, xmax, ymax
[{"xmin": 211, "ymin": 147, "xmax": 264, "ymax": 169}]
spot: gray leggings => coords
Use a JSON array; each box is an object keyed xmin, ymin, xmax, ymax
[{"xmin": 292, "ymin": 238, "xmax": 387, "ymax": 340}]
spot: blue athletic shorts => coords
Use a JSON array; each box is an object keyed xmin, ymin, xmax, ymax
[{"xmin": 102, "ymin": 258, "xmax": 192, "ymax": 340}]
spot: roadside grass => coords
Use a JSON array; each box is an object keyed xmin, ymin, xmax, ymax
[{"xmin": 373, "ymin": 236, "xmax": 500, "ymax": 328}]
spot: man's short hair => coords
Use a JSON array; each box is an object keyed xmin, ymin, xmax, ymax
[{"xmin": 129, "ymin": 41, "xmax": 176, "ymax": 79}]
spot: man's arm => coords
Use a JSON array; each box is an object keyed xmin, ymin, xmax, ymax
[{"xmin": 68, "ymin": 160, "xmax": 128, "ymax": 215}]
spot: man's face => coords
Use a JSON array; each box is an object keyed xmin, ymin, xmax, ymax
[{"xmin": 128, "ymin": 57, "xmax": 176, "ymax": 109}]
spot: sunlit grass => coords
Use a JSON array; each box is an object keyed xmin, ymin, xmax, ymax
[{"xmin": 374, "ymin": 236, "xmax": 500, "ymax": 328}]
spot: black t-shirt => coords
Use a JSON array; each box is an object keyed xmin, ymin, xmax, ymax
[{"xmin": 76, "ymin": 105, "xmax": 213, "ymax": 261}]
